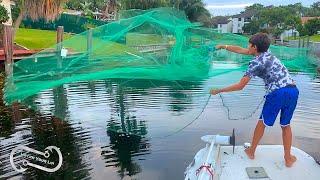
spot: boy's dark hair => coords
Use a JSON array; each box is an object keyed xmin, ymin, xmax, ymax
[{"xmin": 249, "ymin": 33, "xmax": 271, "ymax": 53}]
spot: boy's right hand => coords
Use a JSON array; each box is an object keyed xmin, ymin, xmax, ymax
[
  {"xmin": 210, "ymin": 88, "xmax": 221, "ymax": 95},
  {"xmin": 215, "ymin": 45, "xmax": 225, "ymax": 50}
]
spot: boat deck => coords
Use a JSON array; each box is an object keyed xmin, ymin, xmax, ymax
[{"xmin": 218, "ymin": 145, "xmax": 320, "ymax": 180}]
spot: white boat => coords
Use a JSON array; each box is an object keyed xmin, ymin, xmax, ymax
[{"xmin": 184, "ymin": 129, "xmax": 320, "ymax": 180}]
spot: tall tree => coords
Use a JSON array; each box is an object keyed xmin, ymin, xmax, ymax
[
  {"xmin": 243, "ymin": 19, "xmax": 260, "ymax": 34},
  {"xmin": 244, "ymin": 3, "xmax": 264, "ymax": 12},
  {"xmin": 13, "ymin": 0, "xmax": 66, "ymax": 33},
  {"xmin": 306, "ymin": 1, "xmax": 320, "ymax": 16},
  {"xmin": 284, "ymin": 15, "xmax": 301, "ymax": 30},
  {"xmin": 304, "ymin": 18, "xmax": 320, "ymax": 35},
  {"xmin": 286, "ymin": 3, "xmax": 307, "ymax": 16},
  {"xmin": 118, "ymin": 0, "xmax": 211, "ymax": 26}
]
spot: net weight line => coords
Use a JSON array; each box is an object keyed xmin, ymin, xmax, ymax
[
  {"xmin": 154, "ymin": 92, "xmax": 265, "ymax": 139},
  {"xmin": 218, "ymin": 93, "xmax": 265, "ymax": 121}
]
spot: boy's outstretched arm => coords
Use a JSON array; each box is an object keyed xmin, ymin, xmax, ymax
[
  {"xmin": 210, "ymin": 76, "xmax": 251, "ymax": 95},
  {"xmin": 216, "ymin": 45, "xmax": 250, "ymax": 55}
]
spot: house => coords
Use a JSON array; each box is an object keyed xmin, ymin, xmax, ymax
[
  {"xmin": 280, "ymin": 29, "xmax": 299, "ymax": 43},
  {"xmin": 278, "ymin": 16, "xmax": 320, "ymax": 41},
  {"xmin": 212, "ymin": 10, "xmax": 256, "ymax": 34},
  {"xmin": 214, "ymin": 16, "xmax": 232, "ymax": 33},
  {"xmin": 231, "ymin": 10, "xmax": 255, "ymax": 34}
]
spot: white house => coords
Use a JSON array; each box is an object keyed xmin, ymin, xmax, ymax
[
  {"xmin": 216, "ymin": 17, "xmax": 232, "ymax": 33},
  {"xmin": 231, "ymin": 10, "xmax": 255, "ymax": 34},
  {"xmin": 215, "ymin": 10, "xmax": 255, "ymax": 34}
]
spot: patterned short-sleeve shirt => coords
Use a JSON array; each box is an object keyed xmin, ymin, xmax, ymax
[{"xmin": 244, "ymin": 52, "xmax": 294, "ymax": 94}]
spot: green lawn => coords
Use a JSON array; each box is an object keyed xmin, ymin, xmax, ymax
[
  {"xmin": 309, "ymin": 34, "xmax": 320, "ymax": 42},
  {"xmin": 286, "ymin": 34, "xmax": 320, "ymax": 42},
  {"xmin": 14, "ymin": 28, "xmax": 144, "ymax": 55},
  {"xmin": 15, "ymin": 28, "xmax": 73, "ymax": 50}
]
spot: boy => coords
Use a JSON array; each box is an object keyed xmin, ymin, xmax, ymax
[{"xmin": 211, "ymin": 33, "xmax": 299, "ymax": 167}]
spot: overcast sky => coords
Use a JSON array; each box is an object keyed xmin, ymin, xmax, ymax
[{"xmin": 204, "ymin": 0, "xmax": 319, "ymax": 16}]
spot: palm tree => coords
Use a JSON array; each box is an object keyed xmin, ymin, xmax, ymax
[
  {"xmin": 13, "ymin": 0, "xmax": 66, "ymax": 33},
  {"xmin": 80, "ymin": 1, "xmax": 93, "ymax": 18}
]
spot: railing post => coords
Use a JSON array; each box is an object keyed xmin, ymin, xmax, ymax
[
  {"xmin": 87, "ymin": 28, "xmax": 93, "ymax": 58},
  {"xmin": 12, "ymin": 102, "xmax": 22, "ymax": 123},
  {"xmin": 307, "ymin": 36, "xmax": 310, "ymax": 48},
  {"xmin": 56, "ymin": 26, "xmax": 64, "ymax": 68},
  {"xmin": 3, "ymin": 25, "xmax": 13, "ymax": 76},
  {"xmin": 57, "ymin": 26, "xmax": 64, "ymax": 51}
]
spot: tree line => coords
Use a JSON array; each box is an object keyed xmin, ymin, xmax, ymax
[
  {"xmin": 241, "ymin": 2, "xmax": 320, "ymax": 37},
  {"xmin": 65, "ymin": 0, "xmax": 211, "ymax": 26}
]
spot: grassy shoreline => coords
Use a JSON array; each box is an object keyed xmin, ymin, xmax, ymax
[
  {"xmin": 15, "ymin": 28, "xmax": 73, "ymax": 50},
  {"xmin": 285, "ymin": 34, "xmax": 320, "ymax": 42}
]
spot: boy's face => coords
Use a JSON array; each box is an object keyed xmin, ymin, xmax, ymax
[{"xmin": 248, "ymin": 43, "xmax": 258, "ymax": 55}]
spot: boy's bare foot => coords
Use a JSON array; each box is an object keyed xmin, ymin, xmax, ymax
[
  {"xmin": 284, "ymin": 155, "xmax": 297, "ymax": 167},
  {"xmin": 244, "ymin": 147, "xmax": 255, "ymax": 159}
]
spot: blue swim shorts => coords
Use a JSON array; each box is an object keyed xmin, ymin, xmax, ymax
[{"xmin": 259, "ymin": 85, "xmax": 299, "ymax": 127}]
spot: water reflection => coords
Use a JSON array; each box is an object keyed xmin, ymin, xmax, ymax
[
  {"xmin": 103, "ymin": 80, "xmax": 149, "ymax": 177},
  {"xmin": 0, "ymin": 82, "xmax": 92, "ymax": 179}
]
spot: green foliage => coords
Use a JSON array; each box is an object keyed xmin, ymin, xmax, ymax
[
  {"xmin": 80, "ymin": 1, "xmax": 94, "ymax": 18},
  {"xmin": 241, "ymin": 4, "xmax": 303, "ymax": 37},
  {"xmin": 297, "ymin": 24, "xmax": 308, "ymax": 36},
  {"xmin": 306, "ymin": 1, "xmax": 320, "ymax": 16},
  {"xmin": 286, "ymin": 3, "xmax": 308, "ymax": 16},
  {"xmin": 22, "ymin": 14, "xmax": 106, "ymax": 33},
  {"xmin": 119, "ymin": 0, "xmax": 211, "ymax": 26},
  {"xmin": 66, "ymin": 0, "xmax": 105, "ymax": 11},
  {"xmin": 11, "ymin": 4, "xmax": 20, "ymax": 21},
  {"xmin": 260, "ymin": 7, "xmax": 290, "ymax": 28},
  {"xmin": 0, "ymin": 1, "xmax": 8, "ymax": 24},
  {"xmin": 304, "ymin": 18, "xmax": 320, "ymax": 36},
  {"xmin": 243, "ymin": 19, "xmax": 260, "ymax": 34},
  {"xmin": 65, "ymin": 0, "xmax": 211, "ymax": 26},
  {"xmin": 284, "ymin": 15, "xmax": 301, "ymax": 30},
  {"xmin": 243, "ymin": 3, "xmax": 264, "ymax": 13},
  {"xmin": 65, "ymin": 0, "xmax": 83, "ymax": 10},
  {"xmin": 178, "ymin": 0, "xmax": 211, "ymax": 24}
]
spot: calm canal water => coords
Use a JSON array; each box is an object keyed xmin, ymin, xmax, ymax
[{"xmin": 0, "ymin": 66, "xmax": 319, "ymax": 179}]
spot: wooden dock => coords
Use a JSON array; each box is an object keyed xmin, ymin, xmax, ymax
[{"xmin": 0, "ymin": 49, "xmax": 39, "ymax": 61}]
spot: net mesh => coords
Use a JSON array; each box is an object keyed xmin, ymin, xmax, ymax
[{"xmin": 4, "ymin": 8, "xmax": 319, "ymax": 121}]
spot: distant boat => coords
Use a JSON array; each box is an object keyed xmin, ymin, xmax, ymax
[{"xmin": 185, "ymin": 129, "xmax": 320, "ymax": 180}]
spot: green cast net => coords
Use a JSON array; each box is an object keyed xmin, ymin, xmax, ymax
[{"xmin": 3, "ymin": 8, "xmax": 319, "ymax": 132}]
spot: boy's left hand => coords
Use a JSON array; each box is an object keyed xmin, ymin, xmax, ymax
[{"xmin": 210, "ymin": 89, "xmax": 220, "ymax": 95}]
